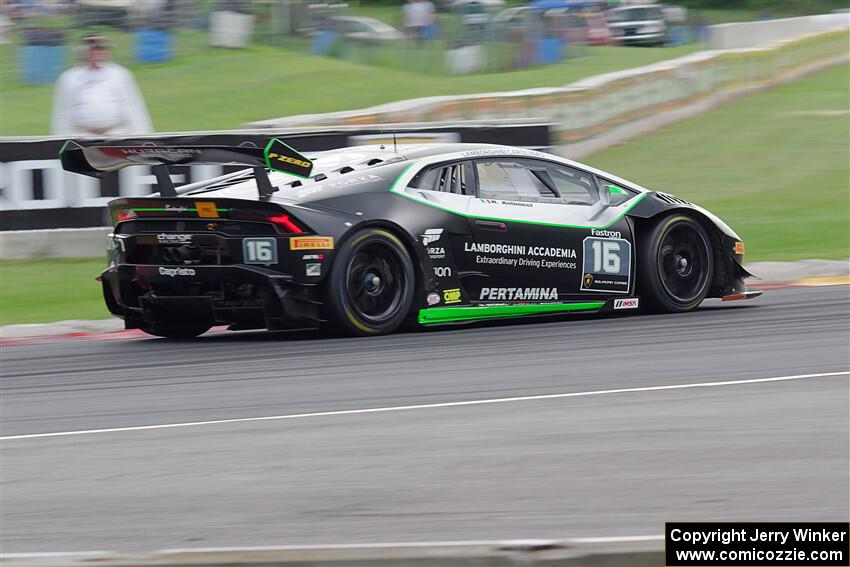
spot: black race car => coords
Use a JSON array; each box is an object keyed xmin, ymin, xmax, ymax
[{"xmin": 61, "ymin": 139, "xmax": 761, "ymax": 338}]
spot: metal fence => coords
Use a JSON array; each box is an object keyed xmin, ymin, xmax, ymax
[{"xmin": 1, "ymin": 0, "xmax": 700, "ymax": 86}]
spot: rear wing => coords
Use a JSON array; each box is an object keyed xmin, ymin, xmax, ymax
[{"xmin": 59, "ymin": 138, "xmax": 313, "ymax": 198}]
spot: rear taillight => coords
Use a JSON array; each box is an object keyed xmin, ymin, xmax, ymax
[
  {"xmin": 110, "ymin": 204, "xmax": 306, "ymax": 233},
  {"xmin": 230, "ymin": 209, "xmax": 305, "ymax": 234},
  {"xmin": 266, "ymin": 214, "xmax": 304, "ymax": 234},
  {"xmin": 114, "ymin": 209, "xmax": 138, "ymax": 223}
]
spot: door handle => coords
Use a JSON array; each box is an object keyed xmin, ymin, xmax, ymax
[{"xmin": 474, "ymin": 220, "xmax": 507, "ymax": 231}]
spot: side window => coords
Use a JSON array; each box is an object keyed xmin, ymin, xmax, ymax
[
  {"xmin": 475, "ymin": 159, "xmax": 600, "ymax": 205},
  {"xmin": 476, "ymin": 160, "xmax": 549, "ymax": 200},
  {"xmin": 411, "ymin": 162, "xmax": 475, "ymax": 195},
  {"xmin": 546, "ymin": 165, "xmax": 598, "ymax": 205}
]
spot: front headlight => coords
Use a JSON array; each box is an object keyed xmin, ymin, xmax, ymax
[{"xmin": 640, "ymin": 24, "xmax": 663, "ymax": 33}]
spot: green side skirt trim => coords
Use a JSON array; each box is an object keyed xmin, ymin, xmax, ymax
[
  {"xmin": 130, "ymin": 207, "xmax": 230, "ymax": 212},
  {"xmin": 418, "ymin": 301, "xmax": 605, "ymax": 325}
]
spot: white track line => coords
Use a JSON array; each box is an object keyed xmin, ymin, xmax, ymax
[
  {"xmin": 0, "ymin": 535, "xmax": 666, "ymax": 557},
  {"xmin": 568, "ymin": 535, "xmax": 665, "ymax": 543},
  {"xmin": 2, "ymin": 371, "xmax": 847, "ymax": 441},
  {"xmin": 160, "ymin": 535, "xmax": 665, "ymax": 552}
]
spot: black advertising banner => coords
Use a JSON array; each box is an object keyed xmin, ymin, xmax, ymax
[
  {"xmin": 0, "ymin": 123, "xmax": 550, "ymax": 230},
  {"xmin": 666, "ymin": 522, "xmax": 850, "ymax": 567}
]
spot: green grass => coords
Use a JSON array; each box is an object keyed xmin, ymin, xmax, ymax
[
  {"xmin": 346, "ymin": 4, "xmax": 406, "ymax": 26},
  {"xmin": 680, "ymin": 1, "xmax": 850, "ymax": 21},
  {"xmin": 0, "ymin": 258, "xmax": 110, "ymax": 325},
  {"xmin": 584, "ymin": 64, "xmax": 850, "ymax": 262},
  {"xmin": 0, "ymin": 40, "xmax": 698, "ymax": 136}
]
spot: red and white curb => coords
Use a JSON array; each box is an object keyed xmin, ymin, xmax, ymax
[
  {"xmin": 0, "ymin": 329, "xmax": 147, "ymax": 347},
  {"xmin": 0, "ymin": 321, "xmax": 230, "ymax": 347},
  {"xmin": 0, "ymin": 319, "xmax": 144, "ymax": 346}
]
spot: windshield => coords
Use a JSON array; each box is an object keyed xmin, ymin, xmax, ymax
[{"xmin": 607, "ymin": 7, "xmax": 663, "ymax": 22}]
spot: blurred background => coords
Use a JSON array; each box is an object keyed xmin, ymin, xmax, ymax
[{"xmin": 1, "ymin": 0, "xmax": 847, "ymax": 134}]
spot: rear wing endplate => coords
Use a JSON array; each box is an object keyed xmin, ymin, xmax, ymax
[{"xmin": 59, "ymin": 138, "xmax": 313, "ymax": 198}]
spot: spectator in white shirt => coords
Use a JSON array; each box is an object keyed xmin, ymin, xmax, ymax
[
  {"xmin": 51, "ymin": 35, "xmax": 153, "ymax": 137},
  {"xmin": 402, "ymin": 0, "xmax": 435, "ymax": 41}
]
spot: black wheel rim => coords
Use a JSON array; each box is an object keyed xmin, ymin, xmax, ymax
[
  {"xmin": 657, "ymin": 222, "xmax": 710, "ymax": 304},
  {"xmin": 345, "ymin": 241, "xmax": 406, "ymax": 324}
]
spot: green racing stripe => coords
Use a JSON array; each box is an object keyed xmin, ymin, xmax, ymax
[
  {"xmin": 388, "ymin": 164, "xmax": 647, "ymax": 231},
  {"xmin": 418, "ymin": 301, "xmax": 605, "ymax": 325},
  {"xmin": 127, "ymin": 207, "xmax": 230, "ymax": 212}
]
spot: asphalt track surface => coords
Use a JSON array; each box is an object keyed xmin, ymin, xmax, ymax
[{"xmin": 1, "ymin": 286, "xmax": 848, "ymax": 553}]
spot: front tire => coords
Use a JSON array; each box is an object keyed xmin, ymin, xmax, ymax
[
  {"xmin": 638, "ymin": 214, "xmax": 713, "ymax": 313},
  {"xmin": 323, "ymin": 228, "xmax": 415, "ymax": 336}
]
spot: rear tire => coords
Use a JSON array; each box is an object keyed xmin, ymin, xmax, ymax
[
  {"xmin": 323, "ymin": 228, "xmax": 415, "ymax": 336},
  {"xmin": 638, "ymin": 214, "xmax": 713, "ymax": 313},
  {"xmin": 141, "ymin": 323, "xmax": 211, "ymax": 339}
]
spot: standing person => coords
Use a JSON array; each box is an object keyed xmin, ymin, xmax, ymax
[
  {"xmin": 402, "ymin": 0, "xmax": 435, "ymax": 42},
  {"xmin": 51, "ymin": 35, "xmax": 153, "ymax": 137}
]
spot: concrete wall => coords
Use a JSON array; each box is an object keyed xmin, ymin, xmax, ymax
[
  {"xmin": 246, "ymin": 27, "xmax": 850, "ymax": 151},
  {"xmin": 708, "ymin": 12, "xmax": 849, "ymax": 49}
]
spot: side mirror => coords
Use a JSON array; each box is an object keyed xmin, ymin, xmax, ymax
[
  {"xmin": 601, "ymin": 183, "xmax": 630, "ymax": 206},
  {"xmin": 587, "ymin": 184, "xmax": 628, "ymax": 221}
]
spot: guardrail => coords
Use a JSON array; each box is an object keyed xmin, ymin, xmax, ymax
[
  {"xmin": 0, "ymin": 228, "xmax": 111, "ymax": 260},
  {"xmin": 0, "ymin": 121, "xmax": 551, "ymax": 231}
]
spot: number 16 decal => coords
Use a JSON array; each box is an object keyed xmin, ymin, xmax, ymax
[
  {"xmin": 581, "ymin": 237, "xmax": 631, "ymax": 294},
  {"xmin": 243, "ymin": 238, "xmax": 278, "ymax": 264},
  {"xmin": 591, "ymin": 240, "xmax": 621, "ymax": 273}
]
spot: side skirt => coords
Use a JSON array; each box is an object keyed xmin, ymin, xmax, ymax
[{"xmin": 418, "ymin": 301, "xmax": 606, "ymax": 325}]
